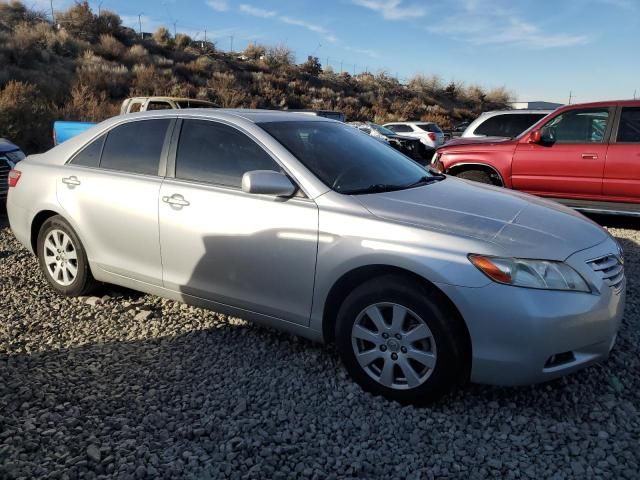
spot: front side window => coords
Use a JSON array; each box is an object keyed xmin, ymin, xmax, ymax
[
  {"xmin": 100, "ymin": 119, "xmax": 170, "ymax": 175},
  {"xmin": 175, "ymin": 119, "xmax": 281, "ymax": 188},
  {"xmin": 70, "ymin": 134, "xmax": 106, "ymax": 167},
  {"xmin": 617, "ymin": 107, "xmax": 640, "ymax": 143},
  {"xmin": 260, "ymin": 121, "xmax": 434, "ymax": 194},
  {"xmin": 541, "ymin": 108, "xmax": 610, "ymax": 143}
]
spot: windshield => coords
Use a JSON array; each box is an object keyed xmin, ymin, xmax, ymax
[
  {"xmin": 368, "ymin": 123, "xmax": 397, "ymax": 136},
  {"xmin": 259, "ymin": 121, "xmax": 436, "ymax": 194}
]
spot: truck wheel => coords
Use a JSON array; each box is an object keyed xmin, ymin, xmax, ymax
[
  {"xmin": 335, "ymin": 275, "xmax": 467, "ymax": 404},
  {"xmin": 37, "ymin": 215, "xmax": 96, "ymax": 296},
  {"xmin": 456, "ymin": 170, "xmax": 493, "ymax": 185}
]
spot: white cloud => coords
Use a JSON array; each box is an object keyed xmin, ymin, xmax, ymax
[
  {"xmin": 206, "ymin": 0, "xmax": 229, "ymax": 12},
  {"xmin": 239, "ymin": 4, "xmax": 338, "ymax": 43},
  {"xmin": 428, "ymin": 2, "xmax": 589, "ymax": 49},
  {"xmin": 239, "ymin": 4, "xmax": 277, "ymax": 18},
  {"xmin": 352, "ymin": 0, "xmax": 426, "ymax": 20},
  {"xmin": 345, "ymin": 46, "xmax": 380, "ymax": 58}
]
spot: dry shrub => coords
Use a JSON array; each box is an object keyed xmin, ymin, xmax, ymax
[
  {"xmin": 75, "ymin": 50, "xmax": 129, "ymax": 98},
  {"xmin": 61, "ymin": 83, "xmax": 119, "ymax": 122},
  {"xmin": 206, "ymin": 72, "xmax": 247, "ymax": 108},
  {"xmin": 174, "ymin": 33, "xmax": 191, "ymax": 50},
  {"xmin": 0, "ymin": 80, "xmax": 54, "ymax": 153},
  {"xmin": 97, "ymin": 34, "xmax": 125, "ymax": 60},
  {"xmin": 125, "ymin": 44, "xmax": 150, "ymax": 64},
  {"xmin": 152, "ymin": 27, "xmax": 172, "ymax": 47}
]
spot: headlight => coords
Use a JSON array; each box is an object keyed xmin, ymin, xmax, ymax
[{"xmin": 469, "ymin": 254, "xmax": 590, "ymax": 292}]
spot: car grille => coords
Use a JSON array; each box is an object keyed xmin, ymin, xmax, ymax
[
  {"xmin": 587, "ymin": 254, "xmax": 624, "ymax": 292},
  {"xmin": 0, "ymin": 156, "xmax": 10, "ymax": 195}
]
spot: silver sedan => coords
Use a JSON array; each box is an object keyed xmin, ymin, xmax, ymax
[{"xmin": 6, "ymin": 110, "xmax": 625, "ymax": 403}]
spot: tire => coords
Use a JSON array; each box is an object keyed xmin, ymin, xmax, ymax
[
  {"xmin": 37, "ymin": 215, "xmax": 96, "ymax": 296},
  {"xmin": 456, "ymin": 169, "xmax": 493, "ymax": 185},
  {"xmin": 335, "ymin": 275, "xmax": 467, "ymax": 404}
]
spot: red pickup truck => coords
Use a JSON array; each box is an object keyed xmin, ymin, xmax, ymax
[{"xmin": 432, "ymin": 100, "xmax": 640, "ymax": 216}]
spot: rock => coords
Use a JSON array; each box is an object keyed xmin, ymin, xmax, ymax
[
  {"xmin": 85, "ymin": 297, "xmax": 102, "ymax": 306},
  {"xmin": 134, "ymin": 310, "xmax": 153, "ymax": 321},
  {"xmin": 86, "ymin": 445, "xmax": 101, "ymax": 463}
]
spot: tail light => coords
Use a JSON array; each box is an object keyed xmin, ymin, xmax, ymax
[
  {"xmin": 428, "ymin": 132, "xmax": 437, "ymax": 141},
  {"xmin": 8, "ymin": 169, "xmax": 22, "ymax": 187}
]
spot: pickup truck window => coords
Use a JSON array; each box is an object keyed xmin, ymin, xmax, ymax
[
  {"xmin": 70, "ymin": 134, "xmax": 105, "ymax": 168},
  {"xmin": 100, "ymin": 119, "xmax": 171, "ymax": 175},
  {"xmin": 475, "ymin": 114, "xmax": 545, "ymax": 137},
  {"xmin": 146, "ymin": 101, "xmax": 173, "ymax": 111},
  {"xmin": 617, "ymin": 107, "xmax": 640, "ymax": 143},
  {"xmin": 541, "ymin": 109, "xmax": 609, "ymax": 144}
]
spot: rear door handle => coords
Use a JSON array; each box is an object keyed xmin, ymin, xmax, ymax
[
  {"xmin": 162, "ymin": 194, "xmax": 190, "ymax": 207},
  {"xmin": 62, "ymin": 176, "xmax": 81, "ymax": 187},
  {"xmin": 581, "ymin": 153, "xmax": 598, "ymax": 160}
]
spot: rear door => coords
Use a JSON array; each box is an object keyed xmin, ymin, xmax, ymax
[
  {"xmin": 511, "ymin": 107, "xmax": 613, "ymax": 199},
  {"xmin": 57, "ymin": 118, "xmax": 174, "ymax": 284},
  {"xmin": 603, "ymin": 106, "xmax": 640, "ymax": 203}
]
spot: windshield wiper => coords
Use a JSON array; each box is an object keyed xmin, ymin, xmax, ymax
[
  {"xmin": 403, "ymin": 174, "xmax": 445, "ymax": 189},
  {"xmin": 341, "ymin": 183, "xmax": 406, "ymax": 195}
]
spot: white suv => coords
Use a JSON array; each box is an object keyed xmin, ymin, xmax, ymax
[
  {"xmin": 383, "ymin": 122, "xmax": 445, "ymax": 148},
  {"xmin": 461, "ymin": 110, "xmax": 552, "ymax": 138}
]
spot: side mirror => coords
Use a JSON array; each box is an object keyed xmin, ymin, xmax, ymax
[
  {"xmin": 528, "ymin": 130, "xmax": 542, "ymax": 144},
  {"xmin": 241, "ymin": 170, "xmax": 297, "ymax": 197}
]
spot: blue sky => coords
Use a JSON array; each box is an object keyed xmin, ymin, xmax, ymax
[{"xmin": 40, "ymin": 0, "xmax": 640, "ymax": 103}]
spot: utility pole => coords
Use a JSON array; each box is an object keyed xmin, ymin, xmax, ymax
[
  {"xmin": 230, "ymin": 35, "xmax": 234, "ymax": 52},
  {"xmin": 340, "ymin": 60, "xmax": 343, "ymax": 73},
  {"xmin": 326, "ymin": 57, "xmax": 329, "ymax": 68},
  {"xmin": 353, "ymin": 64, "xmax": 356, "ymax": 75},
  {"xmin": 568, "ymin": 90, "xmax": 573, "ymax": 104},
  {"xmin": 138, "ymin": 13, "xmax": 143, "ymax": 38},
  {"xmin": 204, "ymin": 29, "xmax": 207, "ymax": 43},
  {"xmin": 172, "ymin": 21, "xmax": 177, "ymax": 37},
  {"xmin": 634, "ymin": 89, "xmax": 637, "ymax": 100},
  {"xmin": 50, "ymin": 0, "xmax": 55, "ymax": 24},
  {"xmin": 98, "ymin": 1, "xmax": 103, "ymax": 16}
]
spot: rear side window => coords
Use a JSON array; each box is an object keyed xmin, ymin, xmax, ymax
[
  {"xmin": 475, "ymin": 114, "xmax": 545, "ymax": 137},
  {"xmin": 417, "ymin": 123, "xmax": 442, "ymax": 133},
  {"xmin": 70, "ymin": 134, "xmax": 105, "ymax": 168},
  {"xmin": 100, "ymin": 119, "xmax": 170, "ymax": 175},
  {"xmin": 617, "ymin": 107, "xmax": 640, "ymax": 143},
  {"xmin": 146, "ymin": 101, "xmax": 173, "ymax": 111},
  {"xmin": 386, "ymin": 124, "xmax": 412, "ymax": 133},
  {"xmin": 175, "ymin": 119, "xmax": 280, "ymax": 188}
]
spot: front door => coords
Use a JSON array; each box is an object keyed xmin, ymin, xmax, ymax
[
  {"xmin": 57, "ymin": 118, "xmax": 173, "ymax": 284},
  {"xmin": 512, "ymin": 107, "xmax": 612, "ymax": 199},
  {"xmin": 159, "ymin": 119, "xmax": 319, "ymax": 325}
]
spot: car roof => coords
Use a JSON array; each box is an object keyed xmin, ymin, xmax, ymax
[
  {"xmin": 384, "ymin": 121, "xmax": 436, "ymax": 125},
  {"xmin": 478, "ymin": 110, "xmax": 554, "ymax": 116},
  {"xmin": 109, "ymin": 108, "xmax": 334, "ymax": 124}
]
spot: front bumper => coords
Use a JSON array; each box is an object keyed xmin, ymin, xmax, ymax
[{"xmin": 437, "ymin": 239, "xmax": 626, "ymax": 386}]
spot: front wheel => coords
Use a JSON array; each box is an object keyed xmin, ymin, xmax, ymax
[
  {"xmin": 335, "ymin": 275, "xmax": 468, "ymax": 404},
  {"xmin": 37, "ymin": 215, "xmax": 96, "ymax": 296}
]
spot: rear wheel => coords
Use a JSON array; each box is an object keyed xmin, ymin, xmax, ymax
[
  {"xmin": 456, "ymin": 169, "xmax": 493, "ymax": 185},
  {"xmin": 37, "ymin": 215, "xmax": 96, "ymax": 296},
  {"xmin": 335, "ymin": 275, "xmax": 467, "ymax": 404}
]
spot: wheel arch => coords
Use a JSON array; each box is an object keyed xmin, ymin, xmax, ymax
[
  {"xmin": 30, "ymin": 210, "xmax": 63, "ymax": 253},
  {"xmin": 322, "ymin": 264, "xmax": 472, "ymax": 377},
  {"xmin": 446, "ymin": 163, "xmax": 505, "ymax": 186}
]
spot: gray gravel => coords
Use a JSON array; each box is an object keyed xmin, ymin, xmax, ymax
[{"xmin": 1, "ymin": 212, "xmax": 639, "ymax": 479}]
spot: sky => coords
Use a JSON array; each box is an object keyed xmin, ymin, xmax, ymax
[{"xmin": 35, "ymin": 0, "xmax": 640, "ymax": 103}]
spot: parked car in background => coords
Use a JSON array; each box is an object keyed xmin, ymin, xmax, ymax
[
  {"xmin": 53, "ymin": 97, "xmax": 219, "ymax": 145},
  {"xmin": 443, "ymin": 121, "xmax": 470, "ymax": 141},
  {"xmin": 349, "ymin": 121, "xmax": 433, "ymax": 164},
  {"xmin": 461, "ymin": 110, "xmax": 552, "ymax": 139},
  {"xmin": 432, "ymin": 100, "xmax": 640, "ymax": 216},
  {"xmin": 7, "ymin": 109, "xmax": 625, "ymax": 403},
  {"xmin": 0, "ymin": 138, "xmax": 25, "ymax": 204},
  {"xmin": 383, "ymin": 122, "xmax": 445, "ymax": 148}
]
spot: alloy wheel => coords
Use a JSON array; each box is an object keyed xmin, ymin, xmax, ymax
[
  {"xmin": 43, "ymin": 229, "xmax": 78, "ymax": 286},
  {"xmin": 351, "ymin": 302, "xmax": 437, "ymax": 390}
]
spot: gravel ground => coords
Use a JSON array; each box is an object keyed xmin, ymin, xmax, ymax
[{"xmin": 1, "ymin": 211, "xmax": 639, "ymax": 479}]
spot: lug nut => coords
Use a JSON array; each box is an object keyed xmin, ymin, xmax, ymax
[
  {"xmin": 382, "ymin": 333, "xmax": 389, "ymax": 339},
  {"xmin": 401, "ymin": 346, "xmax": 407, "ymax": 353},
  {"xmin": 395, "ymin": 333, "xmax": 402, "ymax": 340},
  {"xmin": 380, "ymin": 345, "xmax": 387, "ymax": 352},
  {"xmin": 391, "ymin": 353, "xmax": 398, "ymax": 361}
]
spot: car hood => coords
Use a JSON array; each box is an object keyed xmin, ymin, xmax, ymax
[
  {"xmin": 354, "ymin": 177, "xmax": 608, "ymax": 260},
  {"xmin": 0, "ymin": 138, "xmax": 20, "ymax": 153},
  {"xmin": 442, "ymin": 136, "xmax": 514, "ymax": 148}
]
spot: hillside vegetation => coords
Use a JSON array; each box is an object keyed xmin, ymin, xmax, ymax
[{"xmin": 0, "ymin": 1, "xmax": 514, "ymax": 153}]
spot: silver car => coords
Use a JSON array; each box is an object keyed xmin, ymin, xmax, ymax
[{"xmin": 7, "ymin": 110, "xmax": 625, "ymax": 403}]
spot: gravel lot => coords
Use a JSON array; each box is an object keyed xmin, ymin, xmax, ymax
[{"xmin": 1, "ymin": 211, "xmax": 639, "ymax": 479}]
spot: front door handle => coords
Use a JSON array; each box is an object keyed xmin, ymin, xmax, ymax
[
  {"xmin": 162, "ymin": 194, "xmax": 190, "ymax": 207},
  {"xmin": 581, "ymin": 153, "xmax": 598, "ymax": 160},
  {"xmin": 62, "ymin": 176, "xmax": 81, "ymax": 187}
]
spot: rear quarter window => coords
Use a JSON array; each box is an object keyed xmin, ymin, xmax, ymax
[{"xmin": 617, "ymin": 107, "xmax": 640, "ymax": 143}]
